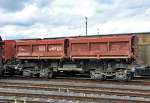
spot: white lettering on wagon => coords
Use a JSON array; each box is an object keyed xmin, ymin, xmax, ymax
[{"xmin": 48, "ymin": 46, "xmax": 62, "ymax": 51}]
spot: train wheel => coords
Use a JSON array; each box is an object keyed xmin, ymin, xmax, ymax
[
  {"xmin": 8, "ymin": 68, "xmax": 15, "ymax": 77},
  {"xmin": 126, "ymin": 73, "xmax": 132, "ymax": 81},
  {"xmin": 48, "ymin": 71, "xmax": 54, "ymax": 79},
  {"xmin": 90, "ymin": 71, "xmax": 106, "ymax": 80},
  {"xmin": 0, "ymin": 69, "xmax": 3, "ymax": 78},
  {"xmin": 23, "ymin": 69, "xmax": 32, "ymax": 77},
  {"xmin": 90, "ymin": 71, "xmax": 95, "ymax": 79},
  {"xmin": 115, "ymin": 71, "xmax": 131, "ymax": 81},
  {"xmin": 101, "ymin": 75, "xmax": 106, "ymax": 80}
]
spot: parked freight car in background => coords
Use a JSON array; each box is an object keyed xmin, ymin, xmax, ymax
[
  {"xmin": 0, "ymin": 36, "xmax": 3, "ymax": 76},
  {"xmin": 138, "ymin": 34, "xmax": 150, "ymax": 66},
  {"xmin": 136, "ymin": 33, "xmax": 150, "ymax": 76}
]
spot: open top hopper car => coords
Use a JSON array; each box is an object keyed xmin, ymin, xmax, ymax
[
  {"xmin": 1, "ymin": 35, "xmax": 138, "ymax": 81},
  {"xmin": 68, "ymin": 35, "xmax": 138, "ymax": 80}
]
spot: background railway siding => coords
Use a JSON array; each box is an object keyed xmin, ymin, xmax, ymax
[
  {"xmin": 0, "ymin": 79, "xmax": 150, "ymax": 102},
  {"xmin": 0, "ymin": 88, "xmax": 149, "ymax": 103},
  {"xmin": 0, "ymin": 96, "xmax": 99, "ymax": 103}
]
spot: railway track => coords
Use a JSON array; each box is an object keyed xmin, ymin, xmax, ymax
[
  {"xmin": 0, "ymin": 87, "xmax": 149, "ymax": 103},
  {"xmin": 0, "ymin": 79, "xmax": 150, "ymax": 102},
  {"xmin": 0, "ymin": 82, "xmax": 150, "ymax": 98},
  {"xmin": 3, "ymin": 76, "xmax": 150, "ymax": 86}
]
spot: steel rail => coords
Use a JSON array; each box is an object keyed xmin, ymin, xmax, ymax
[{"xmin": 0, "ymin": 91, "xmax": 149, "ymax": 103}]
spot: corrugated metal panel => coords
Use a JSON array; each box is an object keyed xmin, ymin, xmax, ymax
[
  {"xmin": 138, "ymin": 34, "xmax": 150, "ymax": 66},
  {"xmin": 139, "ymin": 45, "xmax": 150, "ymax": 66},
  {"xmin": 138, "ymin": 34, "xmax": 150, "ymax": 45},
  {"xmin": 16, "ymin": 39, "xmax": 66, "ymax": 59},
  {"xmin": 69, "ymin": 35, "xmax": 134, "ymax": 59},
  {"xmin": 4, "ymin": 40, "xmax": 16, "ymax": 61}
]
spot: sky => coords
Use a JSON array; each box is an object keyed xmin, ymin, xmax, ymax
[{"xmin": 0, "ymin": 0, "xmax": 150, "ymax": 39}]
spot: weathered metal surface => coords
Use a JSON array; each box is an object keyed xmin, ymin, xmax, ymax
[
  {"xmin": 0, "ymin": 36, "xmax": 3, "ymax": 66},
  {"xmin": 16, "ymin": 39, "xmax": 66, "ymax": 59},
  {"xmin": 137, "ymin": 34, "xmax": 150, "ymax": 66},
  {"xmin": 138, "ymin": 34, "xmax": 150, "ymax": 45},
  {"xmin": 3, "ymin": 40, "xmax": 16, "ymax": 61},
  {"xmin": 69, "ymin": 35, "xmax": 137, "ymax": 59}
]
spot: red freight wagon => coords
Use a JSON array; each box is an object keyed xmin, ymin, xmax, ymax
[
  {"xmin": 16, "ymin": 39, "xmax": 66, "ymax": 59},
  {"xmin": 1, "ymin": 35, "xmax": 138, "ymax": 81},
  {"xmin": 69, "ymin": 35, "xmax": 137, "ymax": 59},
  {"xmin": 3, "ymin": 40, "xmax": 16, "ymax": 62}
]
